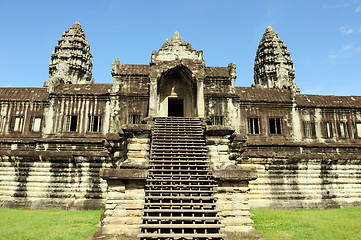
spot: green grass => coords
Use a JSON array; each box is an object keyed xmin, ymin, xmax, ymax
[
  {"xmin": 1, "ymin": 208, "xmax": 361, "ymax": 240},
  {"xmin": 0, "ymin": 208, "xmax": 102, "ymax": 240},
  {"xmin": 251, "ymin": 207, "xmax": 361, "ymax": 240}
]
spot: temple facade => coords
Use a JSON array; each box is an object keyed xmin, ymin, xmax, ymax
[{"xmin": 1, "ymin": 22, "xmax": 361, "ymax": 238}]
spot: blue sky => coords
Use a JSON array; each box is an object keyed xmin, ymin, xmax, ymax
[{"xmin": 0, "ymin": 0, "xmax": 360, "ymax": 96}]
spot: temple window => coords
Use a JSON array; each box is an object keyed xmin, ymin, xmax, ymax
[
  {"xmin": 128, "ymin": 113, "xmax": 141, "ymax": 124},
  {"xmin": 65, "ymin": 115, "xmax": 78, "ymax": 132},
  {"xmin": 320, "ymin": 122, "xmax": 333, "ymax": 138},
  {"xmin": 353, "ymin": 122, "xmax": 361, "ymax": 138},
  {"xmin": 269, "ymin": 118, "xmax": 282, "ymax": 134},
  {"xmin": 303, "ymin": 121, "xmax": 316, "ymax": 138},
  {"xmin": 337, "ymin": 122, "xmax": 349, "ymax": 138},
  {"xmin": 30, "ymin": 117, "xmax": 42, "ymax": 132},
  {"xmin": 9, "ymin": 116, "xmax": 25, "ymax": 132},
  {"xmin": 211, "ymin": 116, "xmax": 224, "ymax": 125},
  {"xmin": 247, "ymin": 118, "xmax": 260, "ymax": 134},
  {"xmin": 88, "ymin": 116, "xmax": 102, "ymax": 132}
]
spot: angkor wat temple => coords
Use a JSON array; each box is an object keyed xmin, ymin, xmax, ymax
[{"xmin": 1, "ymin": 22, "xmax": 360, "ymax": 239}]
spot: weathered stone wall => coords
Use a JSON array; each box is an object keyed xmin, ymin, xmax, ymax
[
  {"xmin": 0, "ymin": 154, "xmax": 112, "ymax": 210},
  {"xmin": 241, "ymin": 146, "xmax": 361, "ymax": 209},
  {"xmin": 98, "ymin": 169, "xmax": 147, "ymax": 237},
  {"xmin": 215, "ymin": 180, "xmax": 254, "ymax": 233},
  {"xmin": 100, "ymin": 179, "xmax": 145, "ymax": 236}
]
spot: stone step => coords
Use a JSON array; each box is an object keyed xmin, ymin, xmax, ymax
[
  {"xmin": 145, "ymin": 196, "xmax": 217, "ymax": 200},
  {"xmin": 150, "ymin": 156, "xmax": 208, "ymax": 160},
  {"xmin": 142, "ymin": 216, "xmax": 222, "ymax": 221},
  {"xmin": 138, "ymin": 233, "xmax": 225, "ymax": 239},
  {"xmin": 146, "ymin": 179, "xmax": 214, "ymax": 183},
  {"xmin": 144, "ymin": 202, "xmax": 216, "ymax": 207},
  {"xmin": 149, "ymin": 161, "xmax": 210, "ymax": 165},
  {"xmin": 140, "ymin": 224, "xmax": 225, "ymax": 229},
  {"xmin": 143, "ymin": 209, "xmax": 220, "ymax": 213},
  {"xmin": 140, "ymin": 117, "xmax": 223, "ymax": 238},
  {"xmin": 148, "ymin": 174, "xmax": 212, "ymax": 180},
  {"xmin": 146, "ymin": 184, "xmax": 217, "ymax": 189}
]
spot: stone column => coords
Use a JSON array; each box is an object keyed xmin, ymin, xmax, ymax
[
  {"xmin": 148, "ymin": 77, "xmax": 158, "ymax": 117},
  {"xmin": 197, "ymin": 79, "xmax": 205, "ymax": 117}
]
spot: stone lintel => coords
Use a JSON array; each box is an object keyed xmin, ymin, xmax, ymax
[
  {"xmin": 101, "ymin": 168, "xmax": 148, "ymax": 180},
  {"xmin": 212, "ymin": 169, "xmax": 257, "ymax": 181},
  {"xmin": 206, "ymin": 125, "xmax": 235, "ymax": 136}
]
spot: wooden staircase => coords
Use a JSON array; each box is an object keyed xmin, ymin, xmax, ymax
[{"xmin": 138, "ymin": 117, "xmax": 224, "ymax": 240}]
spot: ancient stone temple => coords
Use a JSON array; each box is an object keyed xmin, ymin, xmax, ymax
[{"xmin": 1, "ymin": 22, "xmax": 361, "ymax": 239}]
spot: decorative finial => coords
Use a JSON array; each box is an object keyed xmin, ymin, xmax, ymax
[
  {"xmin": 115, "ymin": 56, "xmax": 120, "ymax": 63},
  {"xmin": 174, "ymin": 31, "xmax": 179, "ymax": 38},
  {"xmin": 266, "ymin": 26, "xmax": 274, "ymax": 32}
]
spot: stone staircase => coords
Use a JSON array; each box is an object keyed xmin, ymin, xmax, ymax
[{"xmin": 138, "ymin": 117, "xmax": 224, "ymax": 240}]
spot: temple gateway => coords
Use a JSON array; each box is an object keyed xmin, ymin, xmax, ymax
[{"xmin": 1, "ymin": 22, "xmax": 361, "ymax": 239}]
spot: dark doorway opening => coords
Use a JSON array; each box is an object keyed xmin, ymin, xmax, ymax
[{"xmin": 168, "ymin": 98, "xmax": 183, "ymax": 117}]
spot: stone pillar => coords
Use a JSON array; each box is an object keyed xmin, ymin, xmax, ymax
[
  {"xmin": 97, "ymin": 169, "xmax": 147, "ymax": 238},
  {"xmin": 148, "ymin": 78, "xmax": 158, "ymax": 117},
  {"xmin": 197, "ymin": 79, "xmax": 205, "ymax": 117}
]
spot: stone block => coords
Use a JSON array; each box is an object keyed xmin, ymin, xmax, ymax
[
  {"xmin": 222, "ymin": 216, "xmax": 254, "ymax": 226},
  {"xmin": 217, "ymin": 203, "xmax": 249, "ymax": 211},
  {"xmin": 207, "ymin": 145, "xmax": 217, "ymax": 152},
  {"xmin": 217, "ymin": 145, "xmax": 229, "ymax": 153}
]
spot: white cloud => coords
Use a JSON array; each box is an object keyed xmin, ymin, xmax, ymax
[
  {"xmin": 322, "ymin": 3, "xmax": 350, "ymax": 9},
  {"xmin": 327, "ymin": 53, "xmax": 337, "ymax": 62},
  {"xmin": 342, "ymin": 44, "xmax": 353, "ymax": 50},
  {"xmin": 356, "ymin": 5, "xmax": 361, "ymax": 12},
  {"xmin": 340, "ymin": 26, "xmax": 354, "ymax": 34}
]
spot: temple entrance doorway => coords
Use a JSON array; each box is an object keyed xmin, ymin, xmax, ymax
[
  {"xmin": 168, "ymin": 98, "xmax": 184, "ymax": 117},
  {"xmin": 158, "ymin": 66, "xmax": 196, "ymax": 117}
]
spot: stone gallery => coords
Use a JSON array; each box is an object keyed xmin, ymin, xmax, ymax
[{"xmin": 0, "ymin": 22, "xmax": 360, "ymax": 239}]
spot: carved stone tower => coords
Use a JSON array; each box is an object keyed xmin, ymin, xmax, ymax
[
  {"xmin": 45, "ymin": 22, "xmax": 93, "ymax": 88},
  {"xmin": 254, "ymin": 26, "xmax": 299, "ymax": 92}
]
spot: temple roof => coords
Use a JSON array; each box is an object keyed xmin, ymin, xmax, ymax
[
  {"xmin": 0, "ymin": 88, "xmax": 49, "ymax": 101},
  {"xmin": 235, "ymin": 87, "xmax": 361, "ymax": 108},
  {"xmin": 296, "ymin": 94, "xmax": 361, "ymax": 108},
  {"xmin": 53, "ymin": 84, "xmax": 112, "ymax": 95},
  {"xmin": 113, "ymin": 64, "xmax": 231, "ymax": 78},
  {"xmin": 205, "ymin": 67, "xmax": 232, "ymax": 78},
  {"xmin": 235, "ymin": 87, "xmax": 292, "ymax": 103},
  {"xmin": 113, "ymin": 64, "xmax": 150, "ymax": 76}
]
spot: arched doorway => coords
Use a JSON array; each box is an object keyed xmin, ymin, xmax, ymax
[{"xmin": 158, "ymin": 66, "xmax": 196, "ymax": 117}]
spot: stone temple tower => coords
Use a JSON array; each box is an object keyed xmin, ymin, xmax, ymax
[
  {"xmin": 254, "ymin": 26, "xmax": 299, "ymax": 92},
  {"xmin": 45, "ymin": 22, "xmax": 93, "ymax": 88}
]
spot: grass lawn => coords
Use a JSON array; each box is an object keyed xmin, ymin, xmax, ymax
[
  {"xmin": 1, "ymin": 207, "xmax": 360, "ymax": 240},
  {"xmin": 0, "ymin": 208, "xmax": 102, "ymax": 240},
  {"xmin": 251, "ymin": 207, "xmax": 361, "ymax": 240}
]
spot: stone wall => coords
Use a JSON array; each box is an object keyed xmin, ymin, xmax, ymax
[
  {"xmin": 242, "ymin": 146, "xmax": 361, "ymax": 209},
  {"xmin": 213, "ymin": 171, "xmax": 257, "ymax": 234},
  {"xmin": 97, "ymin": 169, "xmax": 147, "ymax": 237},
  {"xmin": 0, "ymin": 140, "xmax": 112, "ymax": 210}
]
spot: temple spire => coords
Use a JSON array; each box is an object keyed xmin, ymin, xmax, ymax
[
  {"xmin": 45, "ymin": 22, "xmax": 93, "ymax": 88},
  {"xmin": 253, "ymin": 26, "xmax": 299, "ymax": 92}
]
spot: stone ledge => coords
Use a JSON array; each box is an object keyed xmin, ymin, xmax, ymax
[
  {"xmin": 206, "ymin": 125, "xmax": 235, "ymax": 136},
  {"xmin": 101, "ymin": 169, "xmax": 148, "ymax": 180},
  {"xmin": 212, "ymin": 169, "xmax": 257, "ymax": 181}
]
